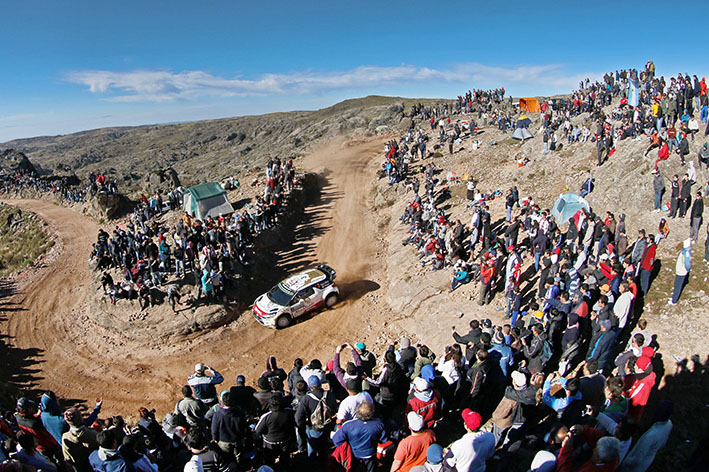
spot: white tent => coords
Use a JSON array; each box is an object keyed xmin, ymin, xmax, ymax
[{"xmin": 182, "ymin": 182, "xmax": 234, "ymax": 220}]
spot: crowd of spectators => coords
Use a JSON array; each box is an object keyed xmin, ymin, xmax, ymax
[{"xmin": 92, "ymin": 158, "xmax": 297, "ymax": 312}]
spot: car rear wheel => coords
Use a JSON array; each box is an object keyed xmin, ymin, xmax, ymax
[
  {"xmin": 276, "ymin": 314, "xmax": 292, "ymax": 329},
  {"xmin": 325, "ymin": 293, "xmax": 339, "ymax": 308}
]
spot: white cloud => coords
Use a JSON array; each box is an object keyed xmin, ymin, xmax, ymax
[{"xmin": 65, "ymin": 62, "xmax": 599, "ymax": 102}]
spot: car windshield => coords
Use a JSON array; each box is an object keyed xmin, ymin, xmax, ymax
[{"xmin": 266, "ymin": 283, "xmax": 294, "ymax": 306}]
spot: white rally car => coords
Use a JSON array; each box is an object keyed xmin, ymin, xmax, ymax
[{"xmin": 252, "ymin": 264, "xmax": 339, "ymax": 328}]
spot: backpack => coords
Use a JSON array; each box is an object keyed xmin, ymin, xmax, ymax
[
  {"xmin": 540, "ymin": 339, "xmax": 553, "ymax": 365},
  {"xmin": 308, "ymin": 391, "xmax": 333, "ymax": 431}
]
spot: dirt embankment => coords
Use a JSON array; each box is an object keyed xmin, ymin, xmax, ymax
[{"xmin": 0, "ymin": 136, "xmax": 397, "ymax": 415}]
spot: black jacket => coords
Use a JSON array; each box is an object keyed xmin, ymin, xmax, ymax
[
  {"xmin": 255, "ymin": 409, "xmax": 295, "ymax": 444},
  {"xmin": 691, "ymin": 198, "xmax": 704, "ymax": 219},
  {"xmin": 210, "ymin": 407, "xmax": 247, "ymax": 444}
]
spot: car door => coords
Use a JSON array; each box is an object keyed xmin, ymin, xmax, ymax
[{"xmin": 291, "ymin": 286, "xmax": 316, "ymax": 318}]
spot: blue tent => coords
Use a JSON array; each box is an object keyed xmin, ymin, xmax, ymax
[{"xmin": 551, "ymin": 193, "xmax": 590, "ymax": 224}]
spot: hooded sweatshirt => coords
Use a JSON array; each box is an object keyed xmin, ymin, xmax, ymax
[{"xmin": 62, "ymin": 426, "xmax": 99, "ymax": 472}]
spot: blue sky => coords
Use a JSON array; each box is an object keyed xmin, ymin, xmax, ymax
[{"xmin": 1, "ymin": 1, "xmax": 708, "ymax": 142}]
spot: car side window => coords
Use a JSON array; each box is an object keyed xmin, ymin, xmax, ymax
[{"xmin": 298, "ymin": 286, "xmax": 315, "ymax": 299}]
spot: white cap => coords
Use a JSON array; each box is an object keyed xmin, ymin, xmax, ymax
[
  {"xmin": 413, "ymin": 377, "xmax": 430, "ymax": 392},
  {"xmin": 407, "ymin": 411, "xmax": 425, "ymax": 432},
  {"xmin": 194, "ymin": 363, "xmax": 205, "ymax": 373},
  {"xmin": 511, "ymin": 371, "xmax": 527, "ymax": 388}
]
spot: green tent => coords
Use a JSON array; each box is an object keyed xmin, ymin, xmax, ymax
[{"xmin": 182, "ymin": 182, "xmax": 234, "ymax": 220}]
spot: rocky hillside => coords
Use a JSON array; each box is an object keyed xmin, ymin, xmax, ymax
[
  {"xmin": 0, "ymin": 203, "xmax": 54, "ymax": 278},
  {"xmin": 0, "ymin": 96, "xmax": 442, "ymax": 194}
]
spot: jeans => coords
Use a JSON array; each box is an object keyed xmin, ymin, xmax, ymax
[
  {"xmin": 305, "ymin": 428, "xmax": 326, "ymax": 460},
  {"xmin": 671, "ymin": 274, "xmax": 688, "ymax": 304},
  {"xmin": 534, "ymin": 252, "xmax": 542, "ymax": 272},
  {"xmin": 175, "ymin": 258, "xmax": 185, "ymax": 276},
  {"xmin": 640, "ymin": 268, "xmax": 652, "ymax": 295},
  {"xmin": 506, "ymin": 206, "xmax": 512, "ymax": 222},
  {"xmin": 654, "ymin": 189, "xmax": 663, "ymax": 210}
]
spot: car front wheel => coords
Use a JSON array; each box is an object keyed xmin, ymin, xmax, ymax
[
  {"xmin": 325, "ymin": 293, "xmax": 339, "ymax": 308},
  {"xmin": 276, "ymin": 314, "xmax": 292, "ymax": 329}
]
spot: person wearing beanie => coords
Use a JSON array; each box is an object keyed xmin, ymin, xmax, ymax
[
  {"xmin": 62, "ymin": 408, "xmax": 99, "ymax": 472},
  {"xmin": 354, "ymin": 343, "xmax": 376, "ymax": 378},
  {"xmin": 445, "ymin": 409, "xmax": 495, "ymax": 472},
  {"xmin": 488, "ymin": 330, "xmax": 513, "ymax": 378},
  {"xmin": 391, "ymin": 412, "xmax": 436, "ymax": 472},
  {"xmin": 396, "ymin": 337, "xmax": 418, "ymax": 378},
  {"xmin": 410, "ymin": 443, "xmax": 444, "ymax": 472},
  {"xmin": 187, "ymin": 364, "xmax": 224, "ymax": 407},
  {"xmin": 491, "ymin": 371, "xmax": 537, "ymax": 445},
  {"xmin": 405, "ymin": 377, "xmax": 442, "ymax": 429}
]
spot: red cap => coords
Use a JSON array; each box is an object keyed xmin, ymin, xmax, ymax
[
  {"xmin": 461, "ymin": 409, "xmax": 482, "ymax": 431},
  {"xmin": 326, "ymin": 360, "xmax": 334, "ymax": 371}
]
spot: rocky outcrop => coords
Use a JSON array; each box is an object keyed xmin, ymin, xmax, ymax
[
  {"xmin": 143, "ymin": 168, "xmax": 181, "ymax": 193},
  {"xmin": 0, "ymin": 149, "xmax": 37, "ymax": 175}
]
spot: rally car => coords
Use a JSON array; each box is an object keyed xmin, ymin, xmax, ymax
[{"xmin": 252, "ymin": 264, "xmax": 339, "ymax": 328}]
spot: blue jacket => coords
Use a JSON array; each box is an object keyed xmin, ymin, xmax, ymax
[
  {"xmin": 89, "ymin": 448, "xmax": 134, "ymax": 472},
  {"xmin": 332, "ymin": 418, "xmax": 388, "ymax": 459},
  {"xmin": 40, "ymin": 395, "xmax": 101, "ymax": 445},
  {"xmin": 488, "ymin": 344, "xmax": 513, "ymax": 377},
  {"xmin": 188, "ymin": 370, "xmax": 224, "ymax": 402}
]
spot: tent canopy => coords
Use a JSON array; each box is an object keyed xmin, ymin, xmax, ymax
[
  {"xmin": 512, "ymin": 127, "xmax": 534, "ymax": 140},
  {"xmin": 516, "ymin": 115, "xmax": 532, "ymax": 128},
  {"xmin": 551, "ymin": 193, "xmax": 590, "ymax": 224},
  {"xmin": 183, "ymin": 182, "xmax": 234, "ymax": 220},
  {"xmin": 519, "ymin": 98, "xmax": 541, "ymax": 113}
]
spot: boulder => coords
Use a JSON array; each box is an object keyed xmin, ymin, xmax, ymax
[{"xmin": 143, "ymin": 168, "xmax": 181, "ymax": 193}]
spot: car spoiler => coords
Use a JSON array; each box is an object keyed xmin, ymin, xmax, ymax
[{"xmin": 317, "ymin": 264, "xmax": 337, "ymax": 281}]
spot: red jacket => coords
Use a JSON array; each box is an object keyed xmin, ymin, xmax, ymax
[
  {"xmin": 624, "ymin": 372, "xmax": 656, "ymax": 420},
  {"xmin": 405, "ymin": 390, "xmax": 442, "ymax": 429},
  {"xmin": 557, "ymin": 425, "xmax": 618, "ymax": 472}
]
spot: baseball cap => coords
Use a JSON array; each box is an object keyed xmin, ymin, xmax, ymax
[
  {"xmin": 307, "ymin": 375, "xmax": 322, "ymax": 388},
  {"xmin": 426, "ymin": 444, "xmax": 444, "ymax": 464},
  {"xmin": 194, "ymin": 363, "xmax": 205, "ymax": 373},
  {"xmin": 355, "ymin": 342, "xmax": 366, "ymax": 351},
  {"xmin": 461, "ymin": 409, "xmax": 482, "ymax": 431},
  {"xmin": 413, "ymin": 377, "xmax": 430, "ymax": 392},
  {"xmin": 407, "ymin": 411, "xmax": 425, "ymax": 432}
]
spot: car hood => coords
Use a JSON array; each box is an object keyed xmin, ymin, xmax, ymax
[{"xmin": 254, "ymin": 294, "xmax": 282, "ymax": 316}]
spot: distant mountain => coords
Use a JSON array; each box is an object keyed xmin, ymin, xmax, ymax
[{"xmin": 1, "ymin": 96, "xmax": 438, "ymax": 193}]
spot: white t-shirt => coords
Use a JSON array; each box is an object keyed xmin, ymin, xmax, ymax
[
  {"xmin": 336, "ymin": 392, "xmax": 373, "ymax": 421},
  {"xmin": 184, "ymin": 455, "xmax": 203, "ymax": 472},
  {"xmin": 447, "ymin": 431, "xmax": 495, "ymax": 472},
  {"xmin": 439, "ymin": 358, "xmax": 465, "ymax": 385}
]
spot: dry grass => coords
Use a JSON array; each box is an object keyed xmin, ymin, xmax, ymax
[{"xmin": 0, "ymin": 203, "xmax": 54, "ymax": 277}]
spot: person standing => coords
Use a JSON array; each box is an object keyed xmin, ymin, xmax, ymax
[
  {"xmin": 652, "ymin": 170, "xmax": 665, "ymax": 212},
  {"xmin": 188, "ymin": 364, "xmax": 224, "ymax": 407},
  {"xmin": 669, "ymin": 175, "xmax": 680, "ymax": 218},
  {"xmin": 332, "ymin": 402, "xmax": 388, "ymax": 472},
  {"xmin": 390, "ymin": 412, "xmax": 435, "ymax": 472},
  {"xmin": 679, "ymin": 174, "xmax": 693, "ymax": 218},
  {"xmin": 690, "ymin": 191, "xmax": 704, "ymax": 242},
  {"xmin": 444, "ymin": 410, "xmax": 495, "ymax": 472},
  {"xmin": 638, "ymin": 235, "xmax": 657, "ymax": 296},
  {"xmin": 670, "ymin": 239, "xmax": 692, "ymax": 305}
]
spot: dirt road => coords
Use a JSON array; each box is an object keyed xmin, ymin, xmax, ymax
[{"xmin": 1, "ymin": 137, "xmax": 388, "ymax": 414}]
